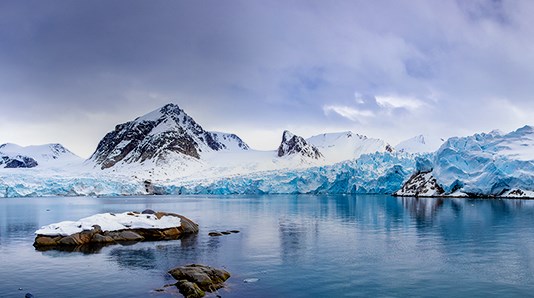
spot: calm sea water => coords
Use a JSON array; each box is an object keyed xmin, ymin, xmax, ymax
[{"xmin": 0, "ymin": 195, "xmax": 533, "ymax": 297}]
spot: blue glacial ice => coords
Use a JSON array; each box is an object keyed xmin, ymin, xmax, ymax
[
  {"xmin": 422, "ymin": 126, "xmax": 534, "ymax": 196},
  {"xmin": 160, "ymin": 152, "xmax": 419, "ymax": 195}
]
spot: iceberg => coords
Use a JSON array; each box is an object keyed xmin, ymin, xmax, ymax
[{"xmin": 397, "ymin": 126, "xmax": 534, "ymax": 198}]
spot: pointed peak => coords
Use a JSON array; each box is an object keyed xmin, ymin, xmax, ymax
[
  {"xmin": 159, "ymin": 103, "xmax": 183, "ymax": 114},
  {"xmin": 282, "ymin": 130, "xmax": 296, "ymax": 141},
  {"xmin": 134, "ymin": 103, "xmax": 186, "ymax": 123}
]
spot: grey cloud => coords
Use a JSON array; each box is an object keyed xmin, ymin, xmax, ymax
[{"xmin": 0, "ymin": 0, "xmax": 533, "ymax": 156}]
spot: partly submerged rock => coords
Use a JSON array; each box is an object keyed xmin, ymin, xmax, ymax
[
  {"xmin": 169, "ymin": 264, "xmax": 230, "ymax": 297},
  {"xmin": 33, "ymin": 211, "xmax": 198, "ymax": 249}
]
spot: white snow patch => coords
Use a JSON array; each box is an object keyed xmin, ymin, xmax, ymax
[{"xmin": 35, "ymin": 212, "xmax": 182, "ymax": 236}]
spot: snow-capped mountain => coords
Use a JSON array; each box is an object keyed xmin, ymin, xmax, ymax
[
  {"xmin": 306, "ymin": 131, "xmax": 393, "ymax": 163},
  {"xmin": 0, "ymin": 143, "xmax": 81, "ymax": 168},
  {"xmin": 396, "ymin": 135, "xmax": 444, "ymax": 153},
  {"xmin": 396, "ymin": 125, "xmax": 534, "ymax": 198},
  {"xmin": 0, "ymin": 101, "xmax": 531, "ymax": 199},
  {"xmin": 89, "ymin": 103, "xmax": 249, "ymax": 170},
  {"xmin": 277, "ymin": 130, "xmax": 323, "ymax": 159}
]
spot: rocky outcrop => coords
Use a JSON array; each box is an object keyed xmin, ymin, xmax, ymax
[
  {"xmin": 168, "ymin": 264, "xmax": 231, "ymax": 298},
  {"xmin": 277, "ymin": 130, "xmax": 323, "ymax": 159},
  {"xmin": 89, "ymin": 103, "xmax": 249, "ymax": 169},
  {"xmin": 394, "ymin": 156, "xmax": 444, "ymax": 197},
  {"xmin": 0, "ymin": 155, "xmax": 38, "ymax": 168},
  {"xmin": 394, "ymin": 171, "xmax": 444, "ymax": 197},
  {"xmin": 33, "ymin": 210, "xmax": 198, "ymax": 249}
]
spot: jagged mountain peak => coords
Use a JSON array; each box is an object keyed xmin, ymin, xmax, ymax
[
  {"xmin": 277, "ymin": 130, "xmax": 323, "ymax": 159},
  {"xmin": 89, "ymin": 103, "xmax": 249, "ymax": 169}
]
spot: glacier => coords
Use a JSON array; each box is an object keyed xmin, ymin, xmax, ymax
[
  {"xmin": 396, "ymin": 125, "xmax": 534, "ymax": 198},
  {"xmin": 0, "ymin": 152, "xmax": 418, "ymax": 197},
  {"xmin": 0, "ymin": 172, "xmax": 144, "ymax": 198},
  {"xmin": 156, "ymin": 152, "xmax": 418, "ymax": 195},
  {"xmin": 433, "ymin": 126, "xmax": 534, "ymax": 196}
]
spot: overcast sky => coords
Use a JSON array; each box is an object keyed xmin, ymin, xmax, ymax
[{"xmin": 1, "ymin": 0, "xmax": 533, "ymax": 157}]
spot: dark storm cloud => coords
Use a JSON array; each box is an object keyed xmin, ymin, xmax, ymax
[{"xmin": 0, "ymin": 0, "xmax": 533, "ymax": 156}]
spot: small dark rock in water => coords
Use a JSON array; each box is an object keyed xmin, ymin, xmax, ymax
[
  {"xmin": 208, "ymin": 232, "xmax": 223, "ymax": 237},
  {"xmin": 168, "ymin": 264, "xmax": 230, "ymax": 297},
  {"xmin": 142, "ymin": 209, "xmax": 156, "ymax": 214},
  {"xmin": 220, "ymin": 231, "xmax": 231, "ymax": 235},
  {"xmin": 229, "ymin": 230, "xmax": 240, "ymax": 233},
  {"xmin": 25, "ymin": 293, "xmax": 34, "ymax": 298}
]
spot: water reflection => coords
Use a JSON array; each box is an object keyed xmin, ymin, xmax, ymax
[
  {"xmin": 108, "ymin": 246, "xmax": 158, "ymax": 270},
  {"xmin": 0, "ymin": 195, "xmax": 533, "ymax": 298}
]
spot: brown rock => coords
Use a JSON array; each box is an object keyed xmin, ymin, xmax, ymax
[
  {"xmin": 155, "ymin": 212, "xmax": 199, "ymax": 234},
  {"xmin": 132, "ymin": 229, "xmax": 165, "ymax": 240},
  {"xmin": 58, "ymin": 235, "xmax": 80, "ymax": 246},
  {"xmin": 169, "ymin": 264, "xmax": 230, "ymax": 292},
  {"xmin": 208, "ymin": 232, "xmax": 223, "ymax": 237},
  {"xmin": 176, "ymin": 280, "xmax": 205, "ymax": 298},
  {"xmin": 107, "ymin": 230, "xmax": 145, "ymax": 242},
  {"xmin": 34, "ymin": 236, "xmax": 59, "ymax": 246},
  {"xmin": 162, "ymin": 227, "xmax": 182, "ymax": 239},
  {"xmin": 91, "ymin": 234, "xmax": 115, "ymax": 244}
]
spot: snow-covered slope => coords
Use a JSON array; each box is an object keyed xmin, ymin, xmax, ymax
[
  {"xmin": 396, "ymin": 126, "xmax": 534, "ymax": 198},
  {"xmin": 396, "ymin": 135, "xmax": 444, "ymax": 153},
  {"xmin": 0, "ymin": 143, "xmax": 81, "ymax": 168},
  {"xmin": 209, "ymin": 132, "xmax": 250, "ymax": 151},
  {"xmin": 307, "ymin": 131, "xmax": 393, "ymax": 163}
]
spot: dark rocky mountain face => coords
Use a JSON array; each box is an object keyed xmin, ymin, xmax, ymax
[
  {"xmin": 0, "ymin": 155, "xmax": 38, "ymax": 168},
  {"xmin": 277, "ymin": 130, "xmax": 323, "ymax": 159},
  {"xmin": 89, "ymin": 103, "xmax": 249, "ymax": 169}
]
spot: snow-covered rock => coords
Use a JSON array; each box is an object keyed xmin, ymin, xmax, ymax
[
  {"xmin": 277, "ymin": 130, "xmax": 323, "ymax": 159},
  {"xmin": 396, "ymin": 135, "xmax": 444, "ymax": 153},
  {"xmin": 0, "ymin": 154, "xmax": 38, "ymax": 168},
  {"xmin": 33, "ymin": 210, "xmax": 199, "ymax": 248},
  {"xmin": 394, "ymin": 172, "xmax": 444, "ymax": 197},
  {"xmin": 307, "ymin": 131, "xmax": 392, "ymax": 163}
]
